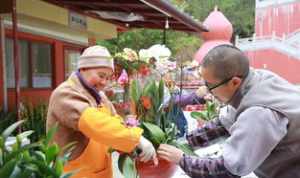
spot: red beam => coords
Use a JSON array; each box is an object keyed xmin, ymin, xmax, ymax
[{"xmin": 141, "ymin": 0, "xmax": 208, "ymax": 32}]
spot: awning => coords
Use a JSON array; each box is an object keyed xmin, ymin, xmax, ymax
[{"xmin": 43, "ymin": 0, "xmax": 208, "ymax": 33}]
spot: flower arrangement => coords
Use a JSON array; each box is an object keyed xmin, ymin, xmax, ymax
[
  {"xmin": 114, "ymin": 48, "xmax": 150, "ymax": 78},
  {"xmin": 117, "ymin": 79, "xmax": 195, "ymax": 177}
]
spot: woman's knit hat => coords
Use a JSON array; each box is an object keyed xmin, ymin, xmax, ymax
[{"xmin": 77, "ymin": 45, "xmax": 114, "ymax": 70}]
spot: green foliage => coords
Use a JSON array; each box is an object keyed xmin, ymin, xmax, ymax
[
  {"xmin": 141, "ymin": 122, "xmax": 166, "ymax": 149},
  {"xmin": 179, "ymin": 0, "xmax": 255, "ymax": 38},
  {"xmin": 0, "ymin": 110, "xmax": 17, "ymax": 134},
  {"xmin": 21, "ymin": 104, "xmax": 47, "ymax": 143},
  {"xmin": 130, "ymin": 79, "xmax": 164, "ymax": 125},
  {"xmin": 0, "ymin": 121, "xmax": 75, "ymax": 178},
  {"xmin": 98, "ymin": 0, "xmax": 254, "ymax": 61},
  {"xmin": 117, "ymin": 79, "xmax": 196, "ymax": 177},
  {"xmin": 118, "ymin": 154, "xmax": 139, "ymax": 178},
  {"xmin": 97, "ymin": 29, "xmax": 201, "ymax": 60},
  {"xmin": 191, "ymin": 101, "xmax": 218, "ymax": 121},
  {"xmin": 0, "ymin": 103, "xmax": 47, "ymax": 143},
  {"xmin": 130, "ymin": 80, "xmax": 142, "ymax": 104},
  {"xmin": 130, "ymin": 79, "xmax": 194, "ymax": 152},
  {"xmin": 98, "ymin": 29, "xmax": 166, "ymax": 54}
]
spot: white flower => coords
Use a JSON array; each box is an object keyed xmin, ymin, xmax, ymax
[{"xmin": 123, "ymin": 48, "xmax": 138, "ymax": 61}]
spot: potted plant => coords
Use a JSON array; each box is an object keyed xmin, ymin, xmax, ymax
[
  {"xmin": 112, "ymin": 48, "xmax": 151, "ymax": 117},
  {"xmin": 0, "ymin": 120, "xmax": 75, "ymax": 178},
  {"xmin": 117, "ymin": 79, "xmax": 195, "ymax": 178}
]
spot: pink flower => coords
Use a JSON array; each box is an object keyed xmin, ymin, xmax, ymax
[
  {"xmin": 118, "ymin": 69, "xmax": 129, "ymax": 86},
  {"xmin": 125, "ymin": 116, "xmax": 140, "ymax": 127}
]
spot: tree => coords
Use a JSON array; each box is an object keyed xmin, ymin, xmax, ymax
[
  {"xmin": 174, "ymin": 0, "xmax": 255, "ymax": 38},
  {"xmin": 98, "ymin": 0, "xmax": 254, "ymax": 58},
  {"xmin": 98, "ymin": 29, "xmax": 201, "ymax": 61}
]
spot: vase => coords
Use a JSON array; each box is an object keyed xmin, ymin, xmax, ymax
[{"xmin": 137, "ymin": 158, "xmax": 177, "ymax": 178}]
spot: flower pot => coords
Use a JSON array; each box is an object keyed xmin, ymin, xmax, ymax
[{"xmin": 137, "ymin": 158, "xmax": 177, "ymax": 178}]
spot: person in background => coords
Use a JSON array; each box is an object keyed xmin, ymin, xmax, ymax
[
  {"xmin": 173, "ymin": 86, "xmax": 209, "ymax": 108},
  {"xmin": 47, "ymin": 45, "xmax": 157, "ymax": 178},
  {"xmin": 158, "ymin": 44, "xmax": 300, "ymax": 178}
]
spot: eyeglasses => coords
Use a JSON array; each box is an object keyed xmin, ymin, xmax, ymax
[
  {"xmin": 205, "ymin": 75, "xmax": 244, "ymax": 92},
  {"xmin": 205, "ymin": 77, "xmax": 233, "ymax": 92}
]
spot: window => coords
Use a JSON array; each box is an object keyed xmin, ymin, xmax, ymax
[
  {"xmin": 64, "ymin": 49, "xmax": 81, "ymax": 78},
  {"xmin": 32, "ymin": 42, "xmax": 52, "ymax": 88},
  {"xmin": 5, "ymin": 38, "xmax": 52, "ymax": 88}
]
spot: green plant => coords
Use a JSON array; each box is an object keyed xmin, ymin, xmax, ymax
[
  {"xmin": 0, "ymin": 110, "xmax": 17, "ymax": 133},
  {"xmin": 117, "ymin": 79, "xmax": 195, "ymax": 176},
  {"xmin": 0, "ymin": 120, "xmax": 75, "ymax": 178},
  {"xmin": 21, "ymin": 103, "xmax": 48, "ymax": 143},
  {"xmin": 190, "ymin": 101, "xmax": 218, "ymax": 121},
  {"xmin": 0, "ymin": 103, "xmax": 48, "ymax": 143}
]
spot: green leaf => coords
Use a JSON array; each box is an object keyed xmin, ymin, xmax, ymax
[
  {"xmin": 22, "ymin": 150, "xmax": 32, "ymax": 162},
  {"xmin": 11, "ymin": 167, "xmax": 33, "ymax": 178},
  {"xmin": 30, "ymin": 159, "xmax": 58, "ymax": 177},
  {"xmin": 158, "ymin": 80, "xmax": 164, "ymax": 107},
  {"xmin": 8, "ymin": 164, "xmax": 28, "ymax": 178},
  {"xmin": 118, "ymin": 155, "xmax": 138, "ymax": 178},
  {"xmin": 17, "ymin": 130, "xmax": 34, "ymax": 141},
  {"xmin": 33, "ymin": 151, "xmax": 46, "ymax": 162},
  {"xmin": 0, "ymin": 137, "xmax": 4, "ymax": 150},
  {"xmin": 2, "ymin": 120, "xmax": 25, "ymax": 139},
  {"xmin": 190, "ymin": 111, "xmax": 208, "ymax": 121},
  {"xmin": 61, "ymin": 172, "xmax": 75, "ymax": 178},
  {"xmin": 130, "ymin": 80, "xmax": 141, "ymax": 104},
  {"xmin": 0, "ymin": 158, "xmax": 17, "ymax": 177},
  {"xmin": 117, "ymin": 154, "xmax": 127, "ymax": 174},
  {"xmin": 142, "ymin": 122, "xmax": 166, "ymax": 148},
  {"xmin": 46, "ymin": 144, "xmax": 60, "ymax": 164},
  {"xmin": 6, "ymin": 142, "xmax": 40, "ymax": 162},
  {"xmin": 142, "ymin": 81, "xmax": 155, "ymax": 96},
  {"xmin": 55, "ymin": 159, "xmax": 64, "ymax": 176},
  {"xmin": 172, "ymin": 142, "xmax": 197, "ymax": 156},
  {"xmin": 44, "ymin": 123, "xmax": 58, "ymax": 146}
]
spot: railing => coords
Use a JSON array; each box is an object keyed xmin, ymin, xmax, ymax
[
  {"xmin": 256, "ymin": 0, "xmax": 297, "ymax": 8},
  {"xmin": 236, "ymin": 30, "xmax": 300, "ymax": 59}
]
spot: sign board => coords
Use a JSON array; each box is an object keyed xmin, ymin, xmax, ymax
[
  {"xmin": 0, "ymin": 0, "xmax": 13, "ymax": 14},
  {"xmin": 69, "ymin": 11, "xmax": 87, "ymax": 30}
]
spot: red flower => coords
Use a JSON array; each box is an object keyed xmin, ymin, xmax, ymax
[
  {"xmin": 138, "ymin": 65, "xmax": 150, "ymax": 76},
  {"xmin": 105, "ymin": 90, "xmax": 114, "ymax": 98},
  {"xmin": 141, "ymin": 96, "xmax": 151, "ymax": 109}
]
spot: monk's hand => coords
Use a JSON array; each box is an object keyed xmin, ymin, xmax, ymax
[{"xmin": 157, "ymin": 144, "xmax": 183, "ymax": 164}]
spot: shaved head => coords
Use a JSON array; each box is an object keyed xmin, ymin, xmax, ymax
[{"xmin": 202, "ymin": 45, "xmax": 249, "ymax": 80}]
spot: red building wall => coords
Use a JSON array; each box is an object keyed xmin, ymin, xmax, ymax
[
  {"xmin": 256, "ymin": 1, "xmax": 300, "ymax": 37},
  {"xmin": 245, "ymin": 50, "xmax": 300, "ymax": 83},
  {"xmin": 244, "ymin": 0, "xmax": 300, "ymax": 84},
  {"xmin": 2, "ymin": 29, "xmax": 85, "ymax": 110}
]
